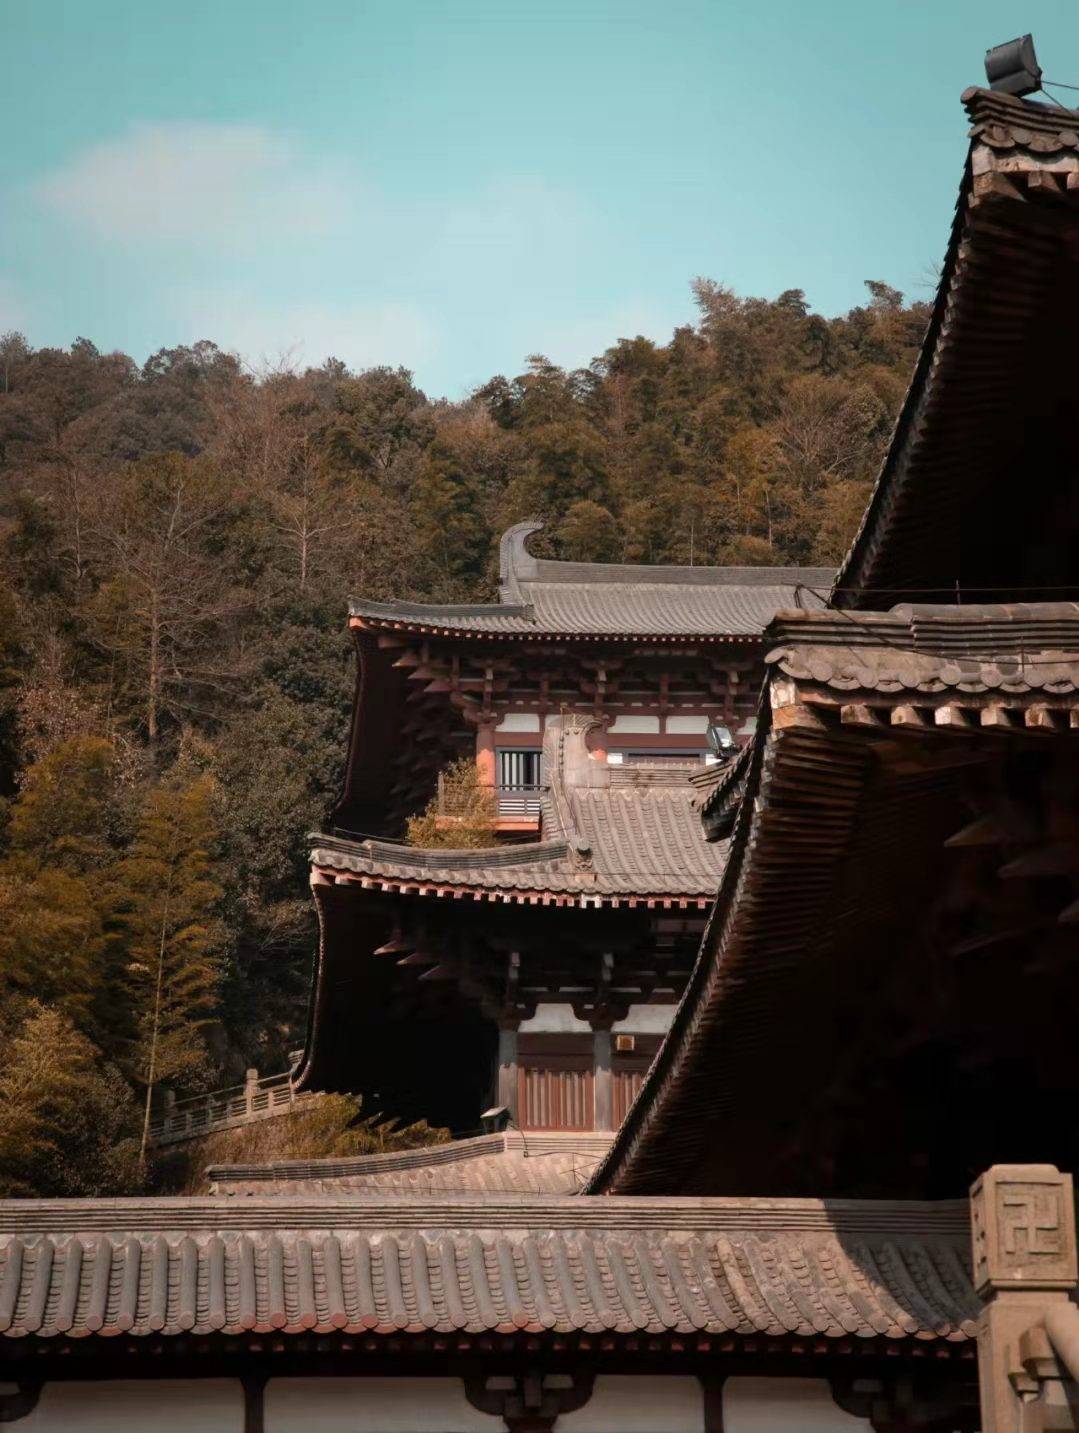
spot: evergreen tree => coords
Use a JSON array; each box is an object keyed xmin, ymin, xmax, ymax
[
  {"xmin": 0, "ymin": 737, "xmax": 119, "ymax": 1036},
  {"xmin": 6, "ymin": 735, "xmax": 116, "ymax": 870},
  {"xmin": 114, "ymin": 773, "xmax": 223, "ymax": 1162},
  {"xmin": 0, "ymin": 1004, "xmax": 140, "ymax": 1196}
]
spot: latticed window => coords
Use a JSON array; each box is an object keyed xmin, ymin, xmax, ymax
[{"xmin": 497, "ymin": 749, "xmax": 543, "ymax": 789}]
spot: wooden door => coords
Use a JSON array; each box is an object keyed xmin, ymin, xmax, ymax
[
  {"xmin": 518, "ymin": 1058, "xmax": 594, "ymax": 1129},
  {"xmin": 611, "ymin": 1064, "xmax": 649, "ymax": 1126},
  {"xmin": 610, "ymin": 1038, "xmax": 661, "ymax": 1127}
]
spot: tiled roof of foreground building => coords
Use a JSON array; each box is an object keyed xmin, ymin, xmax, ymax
[
  {"xmin": 0, "ymin": 1194, "xmax": 978, "ymax": 1344},
  {"xmin": 208, "ymin": 1132, "xmax": 615, "ymax": 1197},
  {"xmin": 836, "ymin": 88, "xmax": 1079, "ymax": 608},
  {"xmin": 311, "ymin": 716, "xmax": 730, "ymax": 908},
  {"xmin": 592, "ymin": 82, "xmax": 1079, "ymax": 1200},
  {"xmin": 349, "ymin": 521, "xmax": 832, "ymax": 640},
  {"xmin": 591, "ymin": 602, "xmax": 1079, "ymax": 1198}
]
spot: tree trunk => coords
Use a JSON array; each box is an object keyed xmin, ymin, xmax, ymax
[
  {"xmin": 148, "ymin": 592, "xmax": 160, "ymax": 746},
  {"xmin": 139, "ymin": 879, "xmax": 173, "ymax": 1166}
]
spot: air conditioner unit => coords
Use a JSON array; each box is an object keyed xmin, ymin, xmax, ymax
[{"xmin": 614, "ymin": 1034, "xmax": 635, "ymax": 1053}]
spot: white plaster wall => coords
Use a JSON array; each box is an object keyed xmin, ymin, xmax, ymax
[
  {"xmin": 496, "ymin": 713, "xmax": 541, "ymax": 732},
  {"xmin": 608, "ymin": 715, "xmax": 660, "ymax": 734},
  {"xmin": 611, "ymin": 1004, "xmax": 674, "ymax": 1034},
  {"xmin": 666, "ymin": 714, "xmax": 710, "ymax": 734},
  {"xmin": 723, "ymin": 1378, "xmax": 871, "ymax": 1433},
  {"xmin": 265, "ymin": 1377, "xmax": 498, "ymax": 1432},
  {"xmin": 26, "ymin": 1380, "xmax": 241, "ymax": 1431},
  {"xmin": 518, "ymin": 1002, "xmax": 592, "ymax": 1033},
  {"xmin": 558, "ymin": 1375, "xmax": 703, "ymax": 1432},
  {"xmin": 519, "ymin": 1003, "xmax": 673, "ymax": 1034}
]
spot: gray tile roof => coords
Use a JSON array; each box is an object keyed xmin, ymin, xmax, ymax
[
  {"xmin": 766, "ymin": 604, "xmax": 1079, "ymax": 697},
  {"xmin": 349, "ymin": 523, "xmax": 832, "ymax": 639},
  {"xmin": 0, "ymin": 1194, "xmax": 978, "ymax": 1343},
  {"xmin": 312, "ymin": 776, "xmax": 729, "ymax": 906}
]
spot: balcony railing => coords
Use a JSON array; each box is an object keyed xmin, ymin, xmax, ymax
[
  {"xmin": 147, "ymin": 1068, "xmax": 319, "ymax": 1148},
  {"xmin": 435, "ymin": 777, "xmax": 544, "ymax": 825},
  {"xmin": 497, "ymin": 783, "xmax": 543, "ymax": 818}
]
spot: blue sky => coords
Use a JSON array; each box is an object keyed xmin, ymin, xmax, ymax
[{"xmin": 2, "ymin": 0, "xmax": 1078, "ymax": 397}]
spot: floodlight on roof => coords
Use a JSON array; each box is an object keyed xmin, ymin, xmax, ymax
[
  {"xmin": 706, "ymin": 721, "xmax": 734, "ymax": 756},
  {"xmin": 985, "ymin": 34, "xmax": 1042, "ymax": 97}
]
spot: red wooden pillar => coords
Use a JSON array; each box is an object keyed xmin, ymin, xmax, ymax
[
  {"xmin": 589, "ymin": 722, "xmax": 609, "ymax": 764},
  {"xmin": 476, "ymin": 722, "xmax": 496, "ymax": 787}
]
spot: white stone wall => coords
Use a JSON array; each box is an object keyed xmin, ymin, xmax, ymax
[
  {"xmin": 25, "ymin": 1380, "xmax": 241, "ymax": 1431},
  {"xmin": 723, "ymin": 1377, "xmax": 872, "ymax": 1432},
  {"xmin": 611, "ymin": 1004, "xmax": 674, "ymax": 1034},
  {"xmin": 264, "ymin": 1377, "xmax": 498, "ymax": 1432},
  {"xmin": 558, "ymin": 1375, "xmax": 704, "ymax": 1432},
  {"xmin": 17, "ymin": 1371, "xmax": 876, "ymax": 1430},
  {"xmin": 519, "ymin": 1001, "xmax": 674, "ymax": 1034}
]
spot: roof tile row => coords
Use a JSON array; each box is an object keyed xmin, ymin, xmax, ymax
[{"xmin": 0, "ymin": 1212, "xmax": 978, "ymax": 1342}]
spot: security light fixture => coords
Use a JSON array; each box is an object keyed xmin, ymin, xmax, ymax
[
  {"xmin": 481, "ymin": 1105, "xmax": 510, "ymax": 1133},
  {"xmin": 985, "ymin": 35, "xmax": 1042, "ymax": 97},
  {"xmin": 706, "ymin": 720, "xmax": 735, "ymax": 756}
]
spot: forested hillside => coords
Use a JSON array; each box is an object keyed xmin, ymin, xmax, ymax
[{"xmin": 0, "ymin": 278, "xmax": 928, "ymax": 1194}]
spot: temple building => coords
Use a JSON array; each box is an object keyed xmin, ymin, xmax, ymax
[
  {"xmin": 295, "ymin": 526, "xmax": 830, "ymax": 1132},
  {"xmin": 6, "ymin": 76, "xmax": 1079, "ymax": 1433}
]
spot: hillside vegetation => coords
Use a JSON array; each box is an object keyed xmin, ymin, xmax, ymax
[{"xmin": 0, "ymin": 278, "xmax": 928, "ymax": 1194}]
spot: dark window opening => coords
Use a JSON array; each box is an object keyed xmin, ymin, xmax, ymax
[{"xmin": 497, "ymin": 749, "xmax": 543, "ymax": 789}]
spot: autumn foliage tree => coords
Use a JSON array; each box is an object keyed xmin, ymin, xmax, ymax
[
  {"xmin": 406, "ymin": 758, "xmax": 499, "ymax": 849},
  {"xmin": 0, "ymin": 277, "xmax": 932, "ymax": 1191}
]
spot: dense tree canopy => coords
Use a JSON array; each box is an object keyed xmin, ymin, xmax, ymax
[{"xmin": 0, "ymin": 278, "xmax": 929, "ymax": 1193}]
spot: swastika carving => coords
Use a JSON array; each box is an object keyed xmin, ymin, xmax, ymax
[
  {"xmin": 1001, "ymin": 1189, "xmax": 1064, "ymax": 1257},
  {"xmin": 971, "ymin": 1165, "xmax": 1077, "ymax": 1295}
]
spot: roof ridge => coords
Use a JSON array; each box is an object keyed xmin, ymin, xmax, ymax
[
  {"xmin": 963, "ymin": 84, "xmax": 1079, "ymax": 132},
  {"xmin": 208, "ymin": 1131, "xmax": 616, "ymax": 1185},
  {"xmin": 0, "ymin": 1192, "xmax": 971, "ymax": 1235},
  {"xmin": 499, "ymin": 520, "xmax": 835, "ymax": 594},
  {"xmin": 311, "ymin": 832, "xmax": 570, "ymax": 870}
]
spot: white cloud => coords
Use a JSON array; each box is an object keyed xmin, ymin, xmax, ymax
[
  {"xmin": 36, "ymin": 122, "xmax": 355, "ymax": 252},
  {"xmin": 24, "ymin": 122, "xmax": 671, "ymax": 393},
  {"xmin": 173, "ymin": 287, "xmax": 439, "ymax": 377}
]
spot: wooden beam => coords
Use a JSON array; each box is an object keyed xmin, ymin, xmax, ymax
[
  {"xmin": 1027, "ymin": 169, "xmax": 1064, "ymax": 196},
  {"xmin": 1058, "ymin": 897, "xmax": 1079, "ymax": 925},
  {"xmin": 934, "ymin": 705, "xmax": 971, "ymax": 729},
  {"xmin": 772, "ymin": 702, "xmax": 827, "ymax": 732},
  {"xmin": 999, "ymin": 844, "xmax": 1079, "ymax": 879},
  {"xmin": 1025, "ymin": 705, "xmax": 1062, "ymax": 731},
  {"xmin": 890, "ymin": 704, "xmax": 926, "ymax": 728},
  {"xmin": 980, "ymin": 706, "xmax": 1014, "ymax": 730},
  {"xmin": 945, "ymin": 816, "xmax": 1016, "ymax": 848},
  {"xmin": 950, "ymin": 920, "xmax": 1051, "ymax": 956},
  {"xmin": 840, "ymin": 703, "xmax": 884, "ymax": 729}
]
